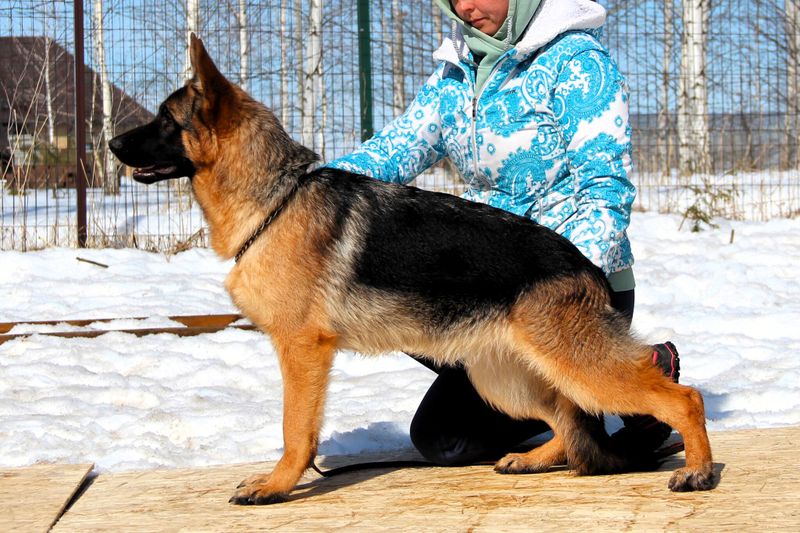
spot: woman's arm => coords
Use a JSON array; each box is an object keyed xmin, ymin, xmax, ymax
[
  {"xmin": 553, "ymin": 47, "xmax": 636, "ymax": 275},
  {"xmin": 325, "ymin": 68, "xmax": 448, "ymax": 184}
]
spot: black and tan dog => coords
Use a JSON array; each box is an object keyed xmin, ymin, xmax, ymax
[{"xmin": 109, "ymin": 35, "xmax": 716, "ymax": 504}]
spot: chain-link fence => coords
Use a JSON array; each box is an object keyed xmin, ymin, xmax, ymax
[{"xmin": 2, "ymin": 0, "xmax": 799, "ymax": 251}]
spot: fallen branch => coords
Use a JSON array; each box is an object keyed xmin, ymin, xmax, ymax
[{"xmin": 76, "ymin": 257, "xmax": 109, "ymax": 268}]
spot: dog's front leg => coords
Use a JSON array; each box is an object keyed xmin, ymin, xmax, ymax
[{"xmin": 230, "ymin": 329, "xmax": 337, "ymax": 505}]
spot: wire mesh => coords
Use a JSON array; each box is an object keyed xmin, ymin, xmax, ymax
[{"xmin": 1, "ymin": 0, "xmax": 798, "ymax": 251}]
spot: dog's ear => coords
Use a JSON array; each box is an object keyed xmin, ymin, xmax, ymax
[{"xmin": 188, "ymin": 33, "xmax": 232, "ymax": 114}]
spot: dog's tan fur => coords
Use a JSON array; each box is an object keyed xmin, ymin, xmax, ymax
[{"xmin": 112, "ymin": 35, "xmax": 715, "ymax": 504}]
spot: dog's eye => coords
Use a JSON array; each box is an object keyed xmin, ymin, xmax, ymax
[{"xmin": 160, "ymin": 114, "xmax": 175, "ymax": 132}]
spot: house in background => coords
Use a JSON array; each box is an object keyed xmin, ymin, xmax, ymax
[{"xmin": 0, "ymin": 36, "xmax": 153, "ymax": 189}]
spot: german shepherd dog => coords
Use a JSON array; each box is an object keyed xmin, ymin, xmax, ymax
[{"xmin": 109, "ymin": 35, "xmax": 716, "ymax": 504}]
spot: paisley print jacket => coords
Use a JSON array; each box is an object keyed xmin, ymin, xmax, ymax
[{"xmin": 326, "ymin": 29, "xmax": 635, "ymax": 276}]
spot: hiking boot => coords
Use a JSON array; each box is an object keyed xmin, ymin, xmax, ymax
[
  {"xmin": 652, "ymin": 341, "xmax": 680, "ymax": 383},
  {"xmin": 615, "ymin": 342, "xmax": 681, "ymax": 452}
]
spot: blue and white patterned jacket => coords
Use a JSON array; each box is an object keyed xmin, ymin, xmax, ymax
[{"xmin": 326, "ymin": 0, "xmax": 635, "ymax": 277}]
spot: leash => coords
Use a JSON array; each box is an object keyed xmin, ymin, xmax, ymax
[
  {"xmin": 653, "ymin": 440, "xmax": 685, "ymax": 459},
  {"xmin": 310, "ymin": 459, "xmax": 440, "ymax": 478},
  {"xmin": 234, "ymin": 173, "xmax": 309, "ymax": 263},
  {"xmin": 309, "ymin": 440, "xmax": 686, "ymax": 478}
]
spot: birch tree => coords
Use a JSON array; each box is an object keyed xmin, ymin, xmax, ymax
[
  {"xmin": 391, "ymin": 0, "xmax": 406, "ymax": 114},
  {"xmin": 301, "ymin": 0, "xmax": 324, "ymax": 155},
  {"xmin": 4, "ymin": 39, "xmax": 52, "ymax": 190},
  {"xmin": 237, "ymin": 0, "xmax": 249, "ymax": 92},
  {"xmin": 184, "ymin": 0, "xmax": 199, "ymax": 82},
  {"xmin": 744, "ymin": 0, "xmax": 799, "ymax": 170},
  {"xmin": 432, "ymin": 0, "xmax": 443, "ymax": 43},
  {"xmin": 280, "ymin": 0, "xmax": 290, "ymax": 127},
  {"xmin": 92, "ymin": 0, "xmax": 118, "ymax": 193},
  {"xmin": 785, "ymin": 0, "xmax": 799, "ymax": 169},
  {"xmin": 659, "ymin": 0, "xmax": 675, "ymax": 173},
  {"xmin": 294, "ymin": 0, "xmax": 304, "ymax": 136},
  {"xmin": 677, "ymin": 0, "xmax": 711, "ymax": 176},
  {"xmin": 43, "ymin": 12, "xmax": 55, "ymax": 145}
]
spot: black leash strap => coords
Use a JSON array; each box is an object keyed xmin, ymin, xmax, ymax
[
  {"xmin": 309, "ymin": 440, "xmax": 685, "ymax": 478},
  {"xmin": 310, "ymin": 459, "xmax": 438, "ymax": 478},
  {"xmin": 234, "ymin": 174, "xmax": 307, "ymax": 263},
  {"xmin": 653, "ymin": 440, "xmax": 685, "ymax": 459}
]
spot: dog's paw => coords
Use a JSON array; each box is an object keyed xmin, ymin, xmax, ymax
[
  {"xmin": 230, "ymin": 474, "xmax": 289, "ymax": 505},
  {"xmin": 235, "ymin": 473, "xmax": 269, "ymax": 489},
  {"xmin": 229, "ymin": 485, "xmax": 289, "ymax": 505},
  {"xmin": 494, "ymin": 452, "xmax": 551, "ymax": 475},
  {"xmin": 668, "ymin": 466, "xmax": 717, "ymax": 492}
]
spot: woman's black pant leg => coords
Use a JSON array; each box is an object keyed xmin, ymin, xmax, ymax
[
  {"xmin": 409, "ymin": 365, "xmax": 549, "ymax": 465},
  {"xmin": 609, "ymin": 288, "xmax": 635, "ymax": 328}
]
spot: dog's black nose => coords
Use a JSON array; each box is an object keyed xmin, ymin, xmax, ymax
[{"xmin": 108, "ymin": 137, "xmax": 123, "ymax": 153}]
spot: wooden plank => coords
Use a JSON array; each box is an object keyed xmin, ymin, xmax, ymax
[
  {"xmin": 0, "ymin": 314, "xmax": 255, "ymax": 345},
  {"xmin": 0, "ymin": 314, "xmax": 245, "ymax": 334},
  {"xmin": 0, "ymin": 324, "xmax": 258, "ymax": 345},
  {"xmin": 52, "ymin": 427, "xmax": 799, "ymax": 532},
  {"xmin": 0, "ymin": 463, "xmax": 93, "ymax": 533}
]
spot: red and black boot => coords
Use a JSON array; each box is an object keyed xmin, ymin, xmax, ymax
[{"xmin": 613, "ymin": 342, "xmax": 681, "ymax": 452}]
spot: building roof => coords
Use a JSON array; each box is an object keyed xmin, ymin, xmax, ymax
[{"xmin": 0, "ymin": 35, "xmax": 154, "ymax": 145}]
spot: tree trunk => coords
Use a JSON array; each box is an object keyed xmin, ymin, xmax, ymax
[
  {"xmin": 183, "ymin": 0, "xmax": 199, "ymax": 82},
  {"xmin": 678, "ymin": 0, "xmax": 711, "ymax": 176},
  {"xmin": 43, "ymin": 17, "xmax": 55, "ymax": 146},
  {"xmin": 391, "ymin": 0, "xmax": 406, "ymax": 115},
  {"xmin": 294, "ymin": 0, "xmax": 304, "ymax": 138},
  {"xmin": 785, "ymin": 0, "xmax": 799, "ymax": 169},
  {"xmin": 313, "ymin": 0, "xmax": 325, "ymax": 155},
  {"xmin": 92, "ymin": 0, "xmax": 118, "ymax": 194},
  {"xmin": 302, "ymin": 0, "xmax": 323, "ymax": 154},
  {"xmin": 237, "ymin": 0, "xmax": 248, "ymax": 92},
  {"xmin": 433, "ymin": 0, "xmax": 443, "ymax": 43},
  {"xmin": 659, "ymin": 0, "xmax": 674, "ymax": 174},
  {"xmin": 280, "ymin": 0, "xmax": 289, "ymax": 127}
]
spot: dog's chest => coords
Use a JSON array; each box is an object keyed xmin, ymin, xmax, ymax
[
  {"xmin": 223, "ymin": 264, "xmax": 287, "ymax": 330},
  {"xmin": 224, "ymin": 252, "xmax": 328, "ymax": 335}
]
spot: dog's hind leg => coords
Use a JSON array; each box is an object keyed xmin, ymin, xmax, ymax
[
  {"xmin": 562, "ymin": 349, "xmax": 715, "ymax": 489},
  {"xmin": 493, "ymin": 394, "xmax": 630, "ymax": 476},
  {"xmin": 509, "ymin": 294, "xmax": 715, "ymax": 491},
  {"xmin": 464, "ymin": 353, "xmax": 611, "ymax": 475},
  {"xmin": 562, "ymin": 351, "xmax": 715, "ymax": 490},
  {"xmin": 544, "ymin": 350, "xmax": 713, "ymax": 490},
  {"xmin": 628, "ymin": 374, "xmax": 715, "ymax": 491},
  {"xmin": 230, "ymin": 327, "xmax": 337, "ymax": 505},
  {"xmin": 494, "ymin": 433, "xmax": 566, "ymax": 474}
]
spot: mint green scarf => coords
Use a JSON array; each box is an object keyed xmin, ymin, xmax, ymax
[{"xmin": 433, "ymin": 0, "xmax": 542, "ymax": 92}]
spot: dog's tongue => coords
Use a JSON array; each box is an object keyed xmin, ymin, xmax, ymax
[
  {"xmin": 154, "ymin": 165, "xmax": 177, "ymax": 174},
  {"xmin": 135, "ymin": 164, "xmax": 176, "ymax": 176}
]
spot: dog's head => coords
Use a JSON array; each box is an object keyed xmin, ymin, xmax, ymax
[{"xmin": 108, "ymin": 34, "xmax": 240, "ymax": 184}]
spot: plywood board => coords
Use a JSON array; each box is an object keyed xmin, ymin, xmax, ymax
[
  {"xmin": 0, "ymin": 463, "xmax": 93, "ymax": 532},
  {"xmin": 54, "ymin": 428, "xmax": 799, "ymax": 532}
]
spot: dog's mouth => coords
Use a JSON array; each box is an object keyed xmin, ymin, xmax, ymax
[{"xmin": 132, "ymin": 162, "xmax": 192, "ymax": 184}]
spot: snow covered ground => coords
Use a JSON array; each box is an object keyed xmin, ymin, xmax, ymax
[{"xmin": 1, "ymin": 211, "xmax": 799, "ymax": 472}]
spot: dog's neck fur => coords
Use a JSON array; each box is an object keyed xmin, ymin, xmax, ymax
[{"xmin": 190, "ymin": 98, "xmax": 319, "ymax": 259}]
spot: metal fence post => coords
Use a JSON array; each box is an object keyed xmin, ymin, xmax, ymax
[
  {"xmin": 357, "ymin": 0, "xmax": 373, "ymax": 142},
  {"xmin": 73, "ymin": 0, "xmax": 87, "ymax": 247}
]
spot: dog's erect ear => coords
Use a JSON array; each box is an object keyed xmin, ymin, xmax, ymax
[{"xmin": 189, "ymin": 33, "xmax": 231, "ymax": 112}]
